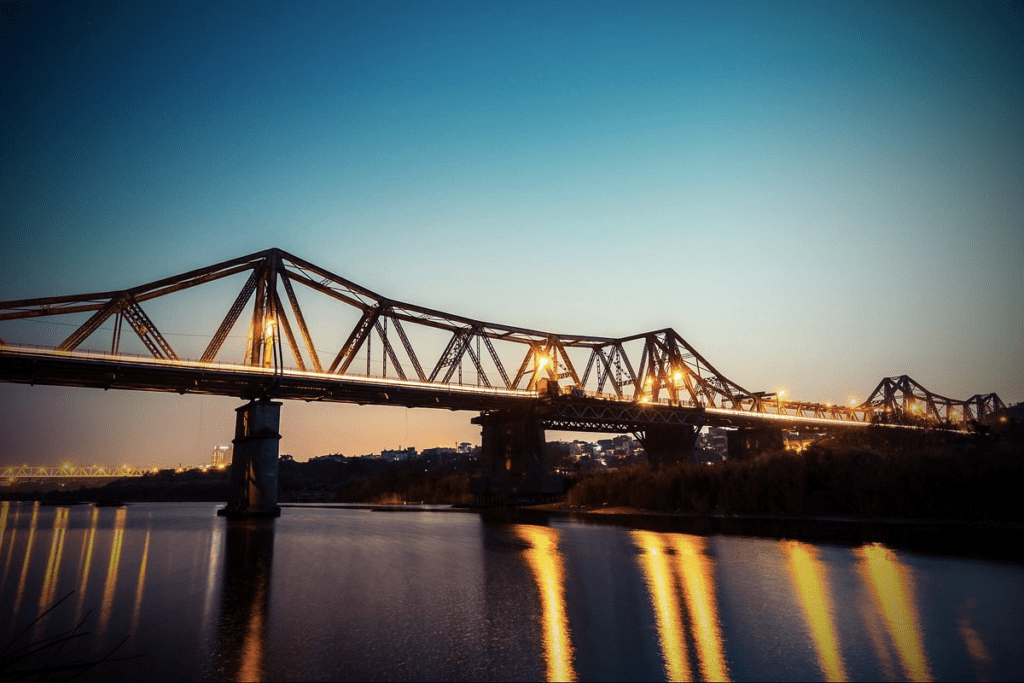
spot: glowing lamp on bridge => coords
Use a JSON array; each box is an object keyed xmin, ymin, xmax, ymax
[
  {"xmin": 673, "ymin": 371, "xmax": 682, "ymax": 383},
  {"xmin": 536, "ymin": 355, "xmax": 549, "ymax": 369},
  {"xmin": 264, "ymin": 319, "xmax": 277, "ymax": 340}
]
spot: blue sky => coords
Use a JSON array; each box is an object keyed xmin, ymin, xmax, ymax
[{"xmin": 1, "ymin": 0, "xmax": 1021, "ymax": 466}]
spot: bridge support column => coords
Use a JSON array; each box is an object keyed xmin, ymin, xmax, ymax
[
  {"xmin": 639, "ymin": 424, "xmax": 702, "ymax": 469},
  {"xmin": 471, "ymin": 410, "xmax": 563, "ymax": 503},
  {"xmin": 726, "ymin": 427, "xmax": 784, "ymax": 461},
  {"xmin": 219, "ymin": 400, "xmax": 282, "ymax": 518}
]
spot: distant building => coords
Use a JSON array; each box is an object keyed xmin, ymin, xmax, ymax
[
  {"xmin": 211, "ymin": 445, "xmax": 230, "ymax": 468},
  {"xmin": 382, "ymin": 447, "xmax": 417, "ymax": 462}
]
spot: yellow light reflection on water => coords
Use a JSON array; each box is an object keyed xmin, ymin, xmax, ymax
[
  {"xmin": 513, "ymin": 525, "xmax": 576, "ymax": 683},
  {"xmin": 1, "ymin": 504, "xmax": 22, "ymax": 591},
  {"xmin": 0, "ymin": 501, "xmax": 9, "ymax": 556},
  {"xmin": 856, "ymin": 543, "xmax": 931, "ymax": 682},
  {"xmin": 98, "ymin": 507, "xmax": 127, "ymax": 636},
  {"xmin": 671, "ymin": 535, "xmax": 729, "ymax": 682},
  {"xmin": 958, "ymin": 613, "xmax": 991, "ymax": 680},
  {"xmin": 38, "ymin": 508, "xmax": 70, "ymax": 616},
  {"xmin": 781, "ymin": 540, "xmax": 847, "ymax": 682},
  {"xmin": 632, "ymin": 531, "xmax": 691, "ymax": 682},
  {"xmin": 131, "ymin": 529, "xmax": 151, "ymax": 634},
  {"xmin": 76, "ymin": 507, "xmax": 100, "ymax": 621},
  {"xmin": 13, "ymin": 503, "xmax": 39, "ymax": 616},
  {"xmin": 236, "ymin": 578, "xmax": 268, "ymax": 683}
]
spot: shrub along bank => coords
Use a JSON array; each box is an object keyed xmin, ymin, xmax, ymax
[{"xmin": 566, "ymin": 423, "xmax": 1024, "ymax": 522}]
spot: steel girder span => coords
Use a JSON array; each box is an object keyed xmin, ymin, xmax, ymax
[{"xmin": 0, "ymin": 248, "xmax": 1005, "ymax": 428}]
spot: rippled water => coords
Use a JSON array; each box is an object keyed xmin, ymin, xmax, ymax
[{"xmin": 0, "ymin": 501, "xmax": 1020, "ymax": 681}]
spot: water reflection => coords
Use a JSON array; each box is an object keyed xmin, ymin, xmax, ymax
[
  {"xmin": 512, "ymin": 524, "xmax": 576, "ymax": 682},
  {"xmin": 76, "ymin": 506, "xmax": 100, "ymax": 622},
  {"xmin": 130, "ymin": 528, "xmax": 151, "ymax": 634},
  {"xmin": 0, "ymin": 501, "xmax": 18, "ymax": 589},
  {"xmin": 781, "ymin": 540, "xmax": 847, "ymax": 681},
  {"xmin": 632, "ymin": 531, "xmax": 691, "ymax": 681},
  {"xmin": 12, "ymin": 502, "xmax": 39, "ymax": 616},
  {"xmin": 213, "ymin": 519, "xmax": 275, "ymax": 683},
  {"xmin": 632, "ymin": 531, "xmax": 729, "ymax": 682},
  {"xmin": 958, "ymin": 601, "xmax": 991, "ymax": 681},
  {"xmin": 38, "ymin": 508, "xmax": 70, "ymax": 623},
  {"xmin": 856, "ymin": 543, "xmax": 932, "ymax": 682},
  {"xmin": 97, "ymin": 507, "xmax": 127, "ymax": 637}
]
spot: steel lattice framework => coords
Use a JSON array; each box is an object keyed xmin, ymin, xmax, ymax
[
  {"xmin": 0, "ymin": 248, "xmax": 1005, "ymax": 429},
  {"xmin": 1, "ymin": 464, "xmax": 153, "ymax": 479},
  {"xmin": 861, "ymin": 375, "xmax": 1005, "ymax": 424}
]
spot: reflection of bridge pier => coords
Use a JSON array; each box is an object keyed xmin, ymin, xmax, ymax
[
  {"xmin": 212, "ymin": 518, "xmax": 275, "ymax": 682},
  {"xmin": 219, "ymin": 400, "xmax": 282, "ymax": 518}
]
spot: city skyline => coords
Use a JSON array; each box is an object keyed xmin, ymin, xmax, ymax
[{"xmin": 2, "ymin": 1, "xmax": 1021, "ymax": 467}]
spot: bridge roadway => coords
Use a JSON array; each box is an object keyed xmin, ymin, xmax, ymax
[{"xmin": 0, "ymin": 344, "xmax": 873, "ymax": 434}]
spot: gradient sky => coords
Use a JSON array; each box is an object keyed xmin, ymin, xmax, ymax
[{"xmin": 1, "ymin": 0, "xmax": 1021, "ymax": 468}]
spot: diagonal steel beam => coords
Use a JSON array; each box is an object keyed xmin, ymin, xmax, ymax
[
  {"xmin": 481, "ymin": 335, "xmax": 510, "ymax": 389},
  {"xmin": 56, "ymin": 297, "xmax": 123, "ymax": 352},
  {"xmin": 273, "ymin": 291, "xmax": 305, "ymax": 372},
  {"xmin": 464, "ymin": 339, "xmax": 490, "ymax": 388},
  {"xmin": 329, "ymin": 305, "xmax": 382, "ymax": 375},
  {"xmin": 121, "ymin": 298, "xmax": 178, "ymax": 360},
  {"xmin": 375, "ymin": 319, "xmax": 407, "ymax": 380},
  {"xmin": 200, "ymin": 266, "xmax": 262, "ymax": 363},
  {"xmin": 391, "ymin": 317, "xmax": 425, "ymax": 381},
  {"xmin": 279, "ymin": 270, "xmax": 321, "ymax": 373}
]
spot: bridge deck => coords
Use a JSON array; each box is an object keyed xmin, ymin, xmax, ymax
[{"xmin": 0, "ymin": 345, "xmax": 876, "ymax": 432}]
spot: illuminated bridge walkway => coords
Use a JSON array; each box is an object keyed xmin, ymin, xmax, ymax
[{"xmin": 0, "ymin": 248, "xmax": 1005, "ymax": 512}]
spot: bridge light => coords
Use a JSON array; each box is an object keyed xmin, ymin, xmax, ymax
[
  {"xmin": 264, "ymin": 319, "xmax": 276, "ymax": 339},
  {"xmin": 673, "ymin": 371, "xmax": 682, "ymax": 383},
  {"xmin": 536, "ymin": 355, "xmax": 549, "ymax": 369},
  {"xmin": 849, "ymin": 397, "xmax": 859, "ymax": 406}
]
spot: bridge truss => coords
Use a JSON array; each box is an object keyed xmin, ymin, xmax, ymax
[{"xmin": 0, "ymin": 248, "xmax": 1004, "ymax": 429}]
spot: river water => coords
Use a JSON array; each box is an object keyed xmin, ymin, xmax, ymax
[{"xmin": 0, "ymin": 501, "xmax": 1020, "ymax": 681}]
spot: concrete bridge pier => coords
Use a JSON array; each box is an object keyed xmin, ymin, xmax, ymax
[
  {"xmin": 219, "ymin": 399, "xmax": 282, "ymax": 518},
  {"xmin": 726, "ymin": 426, "xmax": 785, "ymax": 460},
  {"xmin": 471, "ymin": 410, "xmax": 564, "ymax": 503},
  {"xmin": 639, "ymin": 424, "xmax": 702, "ymax": 469}
]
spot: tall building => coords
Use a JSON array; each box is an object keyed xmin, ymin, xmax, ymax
[{"xmin": 211, "ymin": 445, "xmax": 230, "ymax": 468}]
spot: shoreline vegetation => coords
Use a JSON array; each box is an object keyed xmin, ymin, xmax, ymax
[{"xmin": 4, "ymin": 420, "xmax": 1021, "ymax": 526}]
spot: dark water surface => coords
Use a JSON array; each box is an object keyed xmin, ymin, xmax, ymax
[{"xmin": 0, "ymin": 501, "xmax": 1020, "ymax": 681}]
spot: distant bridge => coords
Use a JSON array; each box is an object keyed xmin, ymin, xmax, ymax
[{"xmin": 1, "ymin": 463, "xmax": 153, "ymax": 482}]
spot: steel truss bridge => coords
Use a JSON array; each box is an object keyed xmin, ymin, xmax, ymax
[
  {"xmin": 1, "ymin": 464, "xmax": 153, "ymax": 481},
  {"xmin": 0, "ymin": 248, "xmax": 1005, "ymax": 433}
]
